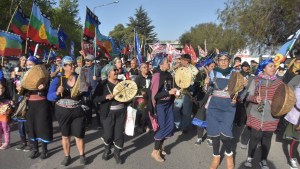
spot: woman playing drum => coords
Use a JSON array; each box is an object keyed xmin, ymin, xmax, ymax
[
  {"xmin": 206, "ymin": 52, "xmax": 246, "ymax": 169},
  {"xmin": 243, "ymin": 58, "xmax": 283, "ymax": 169},
  {"xmin": 25, "ymin": 56, "xmax": 53, "ymax": 159},
  {"xmin": 47, "ymin": 56, "xmax": 86, "ymax": 166},
  {"xmin": 93, "ymin": 65, "xmax": 128, "ymax": 164}
]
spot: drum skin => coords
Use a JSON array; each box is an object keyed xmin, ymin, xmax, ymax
[
  {"xmin": 113, "ymin": 80, "xmax": 138, "ymax": 102},
  {"xmin": 228, "ymin": 72, "xmax": 244, "ymax": 96},
  {"xmin": 271, "ymin": 84, "xmax": 296, "ymax": 117},
  {"xmin": 21, "ymin": 65, "xmax": 49, "ymax": 90},
  {"xmin": 175, "ymin": 67, "xmax": 192, "ymax": 89}
]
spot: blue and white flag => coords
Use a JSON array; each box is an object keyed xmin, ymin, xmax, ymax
[
  {"xmin": 58, "ymin": 28, "xmax": 68, "ymax": 49},
  {"xmin": 134, "ymin": 30, "xmax": 142, "ymax": 65},
  {"xmin": 70, "ymin": 41, "xmax": 75, "ymax": 56}
]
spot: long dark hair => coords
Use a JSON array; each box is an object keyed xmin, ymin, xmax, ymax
[{"xmin": 0, "ymin": 80, "xmax": 9, "ymax": 99}]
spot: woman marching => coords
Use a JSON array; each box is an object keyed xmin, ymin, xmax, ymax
[
  {"xmin": 193, "ymin": 59, "xmax": 215, "ymax": 146},
  {"xmin": 93, "ymin": 64, "xmax": 128, "ymax": 164},
  {"xmin": 243, "ymin": 58, "xmax": 283, "ymax": 169},
  {"xmin": 206, "ymin": 52, "xmax": 247, "ymax": 169},
  {"xmin": 47, "ymin": 56, "xmax": 86, "ymax": 166},
  {"xmin": 148, "ymin": 56, "xmax": 177, "ymax": 162},
  {"xmin": 25, "ymin": 56, "xmax": 53, "ymax": 159}
]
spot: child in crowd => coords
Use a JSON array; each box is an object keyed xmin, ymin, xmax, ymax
[{"xmin": 0, "ymin": 81, "xmax": 13, "ymax": 149}]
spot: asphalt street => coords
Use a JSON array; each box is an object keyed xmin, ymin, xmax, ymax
[{"xmin": 0, "ymin": 120, "xmax": 292, "ymax": 169}]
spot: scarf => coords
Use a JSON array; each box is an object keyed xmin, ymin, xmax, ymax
[
  {"xmin": 257, "ymin": 72, "xmax": 277, "ymax": 81},
  {"xmin": 214, "ymin": 67, "xmax": 233, "ymax": 76}
]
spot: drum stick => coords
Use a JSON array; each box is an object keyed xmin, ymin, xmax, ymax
[{"xmin": 60, "ymin": 67, "xmax": 63, "ymax": 97}]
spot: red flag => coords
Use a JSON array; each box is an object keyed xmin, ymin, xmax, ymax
[
  {"xmin": 182, "ymin": 44, "xmax": 197, "ymax": 63},
  {"xmin": 121, "ymin": 45, "xmax": 130, "ymax": 55}
]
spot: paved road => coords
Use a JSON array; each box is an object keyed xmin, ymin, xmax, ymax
[{"xmin": 0, "ymin": 121, "xmax": 291, "ymax": 169}]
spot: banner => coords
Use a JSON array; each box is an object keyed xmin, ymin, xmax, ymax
[
  {"xmin": 0, "ymin": 31, "xmax": 22, "ymax": 56},
  {"xmin": 58, "ymin": 28, "xmax": 67, "ymax": 49},
  {"xmin": 9, "ymin": 5, "xmax": 29, "ymax": 40},
  {"xmin": 134, "ymin": 30, "xmax": 142, "ymax": 65},
  {"xmin": 27, "ymin": 3, "xmax": 57, "ymax": 45},
  {"xmin": 70, "ymin": 41, "xmax": 74, "ymax": 56},
  {"xmin": 83, "ymin": 7, "xmax": 101, "ymax": 39},
  {"xmin": 274, "ymin": 29, "xmax": 300, "ymax": 67}
]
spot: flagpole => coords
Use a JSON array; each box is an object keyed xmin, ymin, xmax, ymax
[
  {"xmin": 133, "ymin": 28, "xmax": 136, "ymax": 59},
  {"xmin": 94, "ymin": 26, "xmax": 97, "ymax": 77},
  {"xmin": 204, "ymin": 39, "xmax": 207, "ymax": 56},
  {"xmin": 47, "ymin": 48, "xmax": 52, "ymax": 64},
  {"xmin": 25, "ymin": 0, "xmax": 34, "ymax": 55},
  {"xmin": 6, "ymin": 0, "xmax": 23, "ymax": 31}
]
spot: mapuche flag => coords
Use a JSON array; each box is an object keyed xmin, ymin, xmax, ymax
[
  {"xmin": 27, "ymin": 3, "xmax": 57, "ymax": 44},
  {"xmin": 96, "ymin": 29, "xmax": 120, "ymax": 57},
  {"xmin": 9, "ymin": 5, "xmax": 29, "ymax": 40},
  {"xmin": 0, "ymin": 31, "xmax": 22, "ymax": 56},
  {"xmin": 84, "ymin": 7, "xmax": 101, "ymax": 39}
]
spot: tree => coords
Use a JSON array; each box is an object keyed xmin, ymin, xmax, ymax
[
  {"xmin": 179, "ymin": 23, "xmax": 246, "ymax": 55},
  {"xmin": 218, "ymin": 0, "xmax": 300, "ymax": 54},
  {"xmin": 127, "ymin": 6, "xmax": 157, "ymax": 43},
  {"xmin": 0, "ymin": 0, "xmax": 56, "ymax": 31},
  {"xmin": 109, "ymin": 24, "xmax": 127, "ymax": 45}
]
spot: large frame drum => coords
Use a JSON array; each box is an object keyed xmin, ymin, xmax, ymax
[{"xmin": 271, "ymin": 84, "xmax": 296, "ymax": 117}]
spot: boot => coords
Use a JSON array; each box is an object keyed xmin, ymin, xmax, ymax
[
  {"xmin": 114, "ymin": 148, "xmax": 123, "ymax": 164},
  {"xmin": 102, "ymin": 145, "xmax": 111, "ymax": 161},
  {"xmin": 151, "ymin": 149, "xmax": 164, "ymax": 162},
  {"xmin": 209, "ymin": 155, "xmax": 220, "ymax": 169},
  {"xmin": 40, "ymin": 142, "xmax": 48, "ymax": 159},
  {"xmin": 29, "ymin": 141, "xmax": 40, "ymax": 159},
  {"xmin": 225, "ymin": 152, "xmax": 234, "ymax": 169}
]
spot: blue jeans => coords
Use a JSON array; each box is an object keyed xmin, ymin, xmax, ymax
[{"xmin": 173, "ymin": 95, "xmax": 193, "ymax": 130}]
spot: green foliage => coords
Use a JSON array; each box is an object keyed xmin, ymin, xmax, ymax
[
  {"xmin": 0, "ymin": 0, "xmax": 56, "ymax": 31},
  {"xmin": 109, "ymin": 6, "xmax": 157, "ymax": 46},
  {"xmin": 218, "ymin": 0, "xmax": 300, "ymax": 53},
  {"xmin": 179, "ymin": 23, "xmax": 246, "ymax": 55}
]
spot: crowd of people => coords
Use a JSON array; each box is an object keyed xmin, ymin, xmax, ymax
[{"xmin": 0, "ymin": 50, "xmax": 299, "ymax": 169}]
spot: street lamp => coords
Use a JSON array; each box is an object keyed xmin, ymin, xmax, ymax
[{"xmin": 93, "ymin": 1, "xmax": 119, "ymax": 12}]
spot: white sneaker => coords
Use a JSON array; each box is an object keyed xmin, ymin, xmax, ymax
[
  {"xmin": 244, "ymin": 157, "xmax": 253, "ymax": 168},
  {"xmin": 290, "ymin": 158, "xmax": 298, "ymax": 169},
  {"xmin": 207, "ymin": 139, "xmax": 213, "ymax": 147}
]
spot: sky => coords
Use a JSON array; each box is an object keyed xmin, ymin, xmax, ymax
[{"xmin": 67, "ymin": 0, "xmax": 227, "ymax": 41}]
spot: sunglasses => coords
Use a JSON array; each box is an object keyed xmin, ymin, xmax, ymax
[
  {"xmin": 113, "ymin": 69, "xmax": 118, "ymax": 72},
  {"xmin": 85, "ymin": 60, "xmax": 92, "ymax": 62},
  {"xmin": 63, "ymin": 64, "xmax": 73, "ymax": 67}
]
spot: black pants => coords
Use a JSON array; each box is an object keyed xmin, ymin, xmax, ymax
[
  {"xmin": 102, "ymin": 109, "xmax": 125, "ymax": 149},
  {"xmin": 241, "ymin": 126, "xmax": 251, "ymax": 145},
  {"xmin": 212, "ymin": 134, "xmax": 232, "ymax": 155},
  {"xmin": 197, "ymin": 127, "xmax": 205, "ymax": 138},
  {"xmin": 248, "ymin": 129, "xmax": 273, "ymax": 160},
  {"xmin": 234, "ymin": 102, "xmax": 247, "ymax": 126}
]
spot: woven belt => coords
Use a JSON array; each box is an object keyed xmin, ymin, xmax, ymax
[
  {"xmin": 56, "ymin": 99, "xmax": 80, "ymax": 108},
  {"xmin": 212, "ymin": 90, "xmax": 230, "ymax": 98},
  {"xmin": 110, "ymin": 104, "xmax": 124, "ymax": 110}
]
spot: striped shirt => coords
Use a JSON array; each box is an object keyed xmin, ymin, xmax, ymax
[{"xmin": 246, "ymin": 77, "xmax": 283, "ymax": 131}]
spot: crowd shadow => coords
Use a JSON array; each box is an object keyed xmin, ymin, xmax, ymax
[
  {"xmin": 165, "ymin": 126, "xmax": 197, "ymax": 155},
  {"xmin": 121, "ymin": 131, "xmax": 154, "ymax": 163}
]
